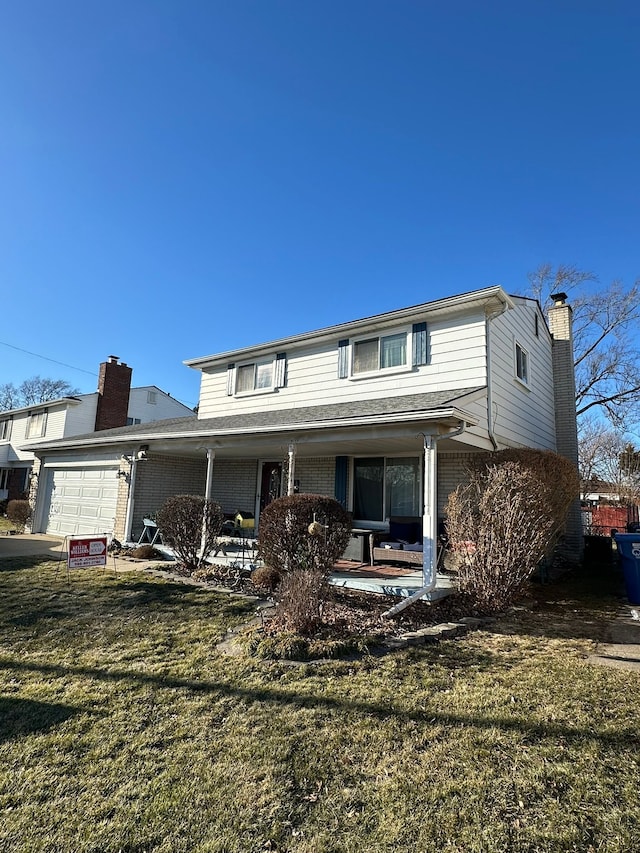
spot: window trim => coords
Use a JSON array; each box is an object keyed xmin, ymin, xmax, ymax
[
  {"xmin": 349, "ymin": 327, "xmax": 412, "ymax": 380},
  {"xmin": 0, "ymin": 417, "xmax": 12, "ymax": 441},
  {"xmin": 26, "ymin": 409, "xmax": 48, "ymax": 439},
  {"xmin": 351, "ymin": 454, "xmax": 423, "ymax": 525},
  {"xmin": 514, "ymin": 340, "xmax": 530, "ymax": 387},
  {"xmin": 235, "ymin": 357, "xmax": 275, "ymax": 396}
]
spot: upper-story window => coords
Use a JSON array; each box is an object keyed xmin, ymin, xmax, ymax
[
  {"xmin": 338, "ymin": 323, "xmax": 427, "ymax": 379},
  {"xmin": 353, "ymin": 332, "xmax": 408, "ymax": 374},
  {"xmin": 0, "ymin": 418, "xmax": 12, "ymax": 441},
  {"xmin": 515, "ymin": 342, "xmax": 529, "ymax": 385},
  {"xmin": 147, "ymin": 390, "xmax": 157, "ymax": 404},
  {"xmin": 26, "ymin": 410, "xmax": 48, "ymax": 438},
  {"xmin": 228, "ymin": 353, "xmax": 287, "ymax": 396},
  {"xmin": 237, "ymin": 360, "xmax": 274, "ymax": 393}
]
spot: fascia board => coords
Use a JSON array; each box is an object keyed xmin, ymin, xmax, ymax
[
  {"xmin": 24, "ymin": 407, "xmax": 479, "ymax": 453},
  {"xmin": 184, "ymin": 287, "xmax": 514, "ymax": 370}
]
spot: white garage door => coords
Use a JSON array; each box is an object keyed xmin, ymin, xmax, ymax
[{"xmin": 44, "ymin": 466, "xmax": 119, "ymax": 537}]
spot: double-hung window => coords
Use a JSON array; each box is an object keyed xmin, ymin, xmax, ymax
[
  {"xmin": 515, "ymin": 342, "xmax": 529, "ymax": 385},
  {"xmin": 0, "ymin": 418, "xmax": 11, "ymax": 441},
  {"xmin": 353, "ymin": 332, "xmax": 408, "ymax": 375},
  {"xmin": 236, "ymin": 360, "xmax": 274, "ymax": 393},
  {"xmin": 26, "ymin": 410, "xmax": 47, "ymax": 439}
]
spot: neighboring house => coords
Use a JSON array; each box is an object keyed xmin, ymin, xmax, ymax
[
  {"xmin": 24, "ymin": 287, "xmax": 581, "ymax": 583},
  {"xmin": 1, "ymin": 356, "xmax": 193, "ymax": 502}
]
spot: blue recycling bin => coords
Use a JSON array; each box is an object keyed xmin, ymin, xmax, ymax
[{"xmin": 614, "ymin": 533, "xmax": 640, "ymax": 604}]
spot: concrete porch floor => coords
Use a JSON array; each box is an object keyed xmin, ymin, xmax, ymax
[
  {"xmin": 138, "ymin": 535, "xmax": 456, "ymax": 603},
  {"xmin": 329, "ymin": 560, "xmax": 455, "ymax": 601}
]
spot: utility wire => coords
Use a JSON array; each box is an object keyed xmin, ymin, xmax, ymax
[{"xmin": 0, "ymin": 340, "xmax": 98, "ymax": 377}]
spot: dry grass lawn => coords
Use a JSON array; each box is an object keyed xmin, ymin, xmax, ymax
[{"xmin": 1, "ymin": 555, "xmax": 639, "ymax": 852}]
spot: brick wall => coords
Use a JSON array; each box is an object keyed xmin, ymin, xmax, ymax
[
  {"xmin": 208, "ymin": 459, "xmax": 258, "ymax": 515},
  {"xmin": 295, "ymin": 457, "xmax": 335, "ymax": 497},
  {"xmin": 438, "ymin": 452, "xmax": 474, "ymax": 517},
  {"xmin": 95, "ymin": 356, "xmax": 133, "ymax": 431},
  {"xmin": 131, "ymin": 454, "xmax": 207, "ymax": 539},
  {"xmin": 548, "ymin": 297, "xmax": 583, "ymax": 562}
]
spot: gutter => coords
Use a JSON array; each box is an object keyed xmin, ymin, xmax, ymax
[
  {"xmin": 382, "ymin": 419, "xmax": 469, "ymax": 619},
  {"xmin": 22, "ymin": 406, "xmax": 479, "ymax": 453}
]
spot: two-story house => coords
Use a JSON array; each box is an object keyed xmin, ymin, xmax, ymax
[
  {"xmin": 23, "ymin": 287, "xmax": 581, "ymax": 583},
  {"xmin": 1, "ymin": 356, "xmax": 194, "ymax": 503}
]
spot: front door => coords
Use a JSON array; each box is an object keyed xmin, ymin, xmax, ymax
[{"xmin": 260, "ymin": 461, "xmax": 283, "ymax": 513}]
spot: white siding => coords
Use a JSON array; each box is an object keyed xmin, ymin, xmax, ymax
[
  {"xmin": 64, "ymin": 397, "xmax": 98, "ymax": 436},
  {"xmin": 488, "ymin": 301, "xmax": 556, "ymax": 451},
  {"xmin": 10, "ymin": 404, "xmax": 70, "ymax": 462},
  {"xmin": 128, "ymin": 388, "xmax": 194, "ymax": 423},
  {"xmin": 197, "ymin": 312, "xmax": 489, "ymax": 418}
]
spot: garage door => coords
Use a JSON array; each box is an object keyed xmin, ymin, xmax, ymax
[{"xmin": 43, "ymin": 466, "xmax": 119, "ymax": 537}]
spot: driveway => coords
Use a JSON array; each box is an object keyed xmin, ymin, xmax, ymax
[{"xmin": 0, "ymin": 533, "xmax": 67, "ymax": 560}]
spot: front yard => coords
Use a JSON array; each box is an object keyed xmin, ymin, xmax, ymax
[{"xmin": 1, "ymin": 556, "xmax": 639, "ymax": 852}]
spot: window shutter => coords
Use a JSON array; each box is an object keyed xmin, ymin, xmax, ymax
[
  {"xmin": 334, "ymin": 456, "xmax": 348, "ymax": 507},
  {"xmin": 226, "ymin": 363, "xmax": 235, "ymax": 395},
  {"xmin": 274, "ymin": 352, "xmax": 287, "ymax": 388},
  {"xmin": 337, "ymin": 339, "xmax": 349, "ymax": 378},
  {"xmin": 412, "ymin": 322, "xmax": 427, "ymax": 366}
]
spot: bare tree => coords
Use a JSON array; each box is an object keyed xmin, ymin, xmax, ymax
[
  {"xmin": 0, "ymin": 376, "xmax": 80, "ymax": 410},
  {"xmin": 578, "ymin": 418, "xmax": 640, "ymax": 506},
  {"xmin": 528, "ymin": 264, "xmax": 640, "ymax": 428}
]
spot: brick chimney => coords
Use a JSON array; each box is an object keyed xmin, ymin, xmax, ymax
[
  {"xmin": 548, "ymin": 293, "xmax": 583, "ymax": 563},
  {"xmin": 94, "ymin": 356, "xmax": 132, "ymax": 431}
]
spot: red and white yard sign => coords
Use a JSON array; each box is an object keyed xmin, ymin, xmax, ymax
[{"xmin": 68, "ymin": 536, "xmax": 108, "ymax": 569}]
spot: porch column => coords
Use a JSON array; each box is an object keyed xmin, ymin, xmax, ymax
[
  {"xmin": 200, "ymin": 449, "xmax": 215, "ymax": 555},
  {"xmin": 422, "ymin": 434, "xmax": 438, "ymax": 589},
  {"xmin": 123, "ymin": 453, "xmax": 138, "ymax": 543},
  {"xmin": 287, "ymin": 443, "xmax": 296, "ymax": 496}
]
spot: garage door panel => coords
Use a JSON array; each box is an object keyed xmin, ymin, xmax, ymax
[{"xmin": 43, "ymin": 466, "xmax": 119, "ymax": 537}]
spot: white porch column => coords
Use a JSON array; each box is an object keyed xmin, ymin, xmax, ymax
[
  {"xmin": 123, "ymin": 454, "xmax": 138, "ymax": 543},
  {"xmin": 200, "ymin": 449, "xmax": 215, "ymax": 556},
  {"xmin": 422, "ymin": 434, "xmax": 438, "ymax": 589},
  {"xmin": 287, "ymin": 443, "xmax": 296, "ymax": 496}
]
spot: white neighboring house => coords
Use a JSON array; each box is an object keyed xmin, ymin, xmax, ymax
[
  {"xmin": 0, "ymin": 356, "xmax": 194, "ymax": 504},
  {"xmin": 24, "ymin": 288, "xmax": 581, "ymax": 581}
]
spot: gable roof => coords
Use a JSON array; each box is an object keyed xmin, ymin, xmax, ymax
[
  {"xmin": 185, "ymin": 286, "xmax": 514, "ymax": 369},
  {"xmin": 22, "ymin": 387, "xmax": 484, "ymax": 452}
]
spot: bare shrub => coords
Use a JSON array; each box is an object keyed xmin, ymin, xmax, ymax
[
  {"xmin": 445, "ymin": 450, "xmax": 579, "ymax": 614},
  {"xmin": 250, "ymin": 565, "xmax": 282, "ymax": 592},
  {"xmin": 155, "ymin": 495, "xmax": 224, "ymax": 573},
  {"xmin": 257, "ymin": 494, "xmax": 352, "ymax": 577},
  {"xmin": 6, "ymin": 499, "xmax": 31, "ymax": 532},
  {"xmin": 257, "ymin": 494, "xmax": 352, "ymax": 635},
  {"xmin": 274, "ymin": 568, "xmax": 326, "ymax": 634}
]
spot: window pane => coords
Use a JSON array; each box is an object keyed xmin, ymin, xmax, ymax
[
  {"xmin": 236, "ymin": 364, "xmax": 255, "ymax": 393},
  {"xmin": 516, "ymin": 344, "xmax": 528, "ymax": 382},
  {"xmin": 381, "ymin": 333, "xmax": 407, "ymax": 369},
  {"xmin": 255, "ymin": 362, "xmax": 273, "ymax": 389},
  {"xmin": 353, "ymin": 339, "xmax": 379, "ymax": 374},
  {"xmin": 353, "ymin": 458, "xmax": 384, "ymax": 521},
  {"xmin": 385, "ymin": 458, "xmax": 421, "ymax": 518}
]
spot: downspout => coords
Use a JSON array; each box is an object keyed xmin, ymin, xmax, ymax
[
  {"xmin": 382, "ymin": 420, "xmax": 468, "ymax": 619},
  {"xmin": 485, "ymin": 300, "xmax": 509, "ymax": 451}
]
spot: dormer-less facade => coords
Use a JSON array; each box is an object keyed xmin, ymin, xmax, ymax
[{"xmin": 25, "ymin": 286, "xmax": 579, "ymax": 576}]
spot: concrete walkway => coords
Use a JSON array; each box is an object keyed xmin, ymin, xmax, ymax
[{"xmin": 588, "ymin": 603, "xmax": 640, "ymax": 672}]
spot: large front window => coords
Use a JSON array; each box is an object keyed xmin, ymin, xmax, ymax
[
  {"xmin": 353, "ymin": 456, "xmax": 421, "ymax": 522},
  {"xmin": 353, "ymin": 332, "xmax": 407, "ymax": 374}
]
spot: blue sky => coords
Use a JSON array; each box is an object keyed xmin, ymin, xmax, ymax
[{"xmin": 1, "ymin": 1, "xmax": 639, "ymax": 410}]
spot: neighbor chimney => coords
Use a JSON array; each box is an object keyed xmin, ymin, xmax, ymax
[
  {"xmin": 94, "ymin": 355, "xmax": 133, "ymax": 431},
  {"xmin": 548, "ymin": 294, "xmax": 583, "ymax": 563}
]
